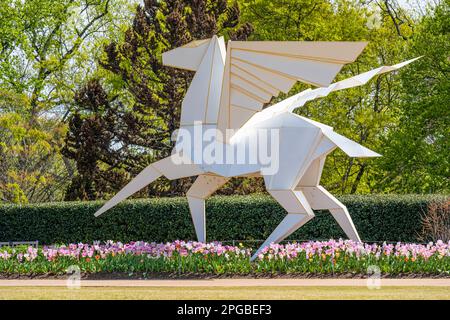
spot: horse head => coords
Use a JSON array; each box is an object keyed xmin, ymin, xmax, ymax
[{"xmin": 162, "ymin": 36, "xmax": 226, "ymax": 126}]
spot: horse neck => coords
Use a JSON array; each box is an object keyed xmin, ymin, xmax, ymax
[{"xmin": 179, "ymin": 41, "xmax": 226, "ymax": 127}]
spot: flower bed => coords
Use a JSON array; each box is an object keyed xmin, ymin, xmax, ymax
[{"xmin": 0, "ymin": 240, "xmax": 449, "ymax": 277}]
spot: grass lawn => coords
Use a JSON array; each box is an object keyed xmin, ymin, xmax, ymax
[{"xmin": 0, "ymin": 286, "xmax": 449, "ymax": 300}]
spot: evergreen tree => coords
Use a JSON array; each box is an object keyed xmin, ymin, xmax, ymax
[{"xmin": 63, "ymin": 0, "xmax": 252, "ymax": 200}]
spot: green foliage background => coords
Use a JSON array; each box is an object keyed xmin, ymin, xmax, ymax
[
  {"xmin": 0, "ymin": 194, "xmax": 447, "ymax": 244},
  {"xmin": 0, "ymin": 0, "xmax": 449, "ymax": 204}
]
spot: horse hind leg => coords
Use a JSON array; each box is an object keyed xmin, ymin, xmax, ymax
[
  {"xmin": 251, "ymin": 189, "xmax": 315, "ymax": 261},
  {"xmin": 94, "ymin": 154, "xmax": 204, "ymax": 217},
  {"xmin": 186, "ymin": 174, "xmax": 229, "ymax": 242},
  {"xmin": 300, "ymin": 185, "xmax": 361, "ymax": 242}
]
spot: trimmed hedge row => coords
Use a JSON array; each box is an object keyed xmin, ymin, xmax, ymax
[{"xmin": 0, "ymin": 194, "xmax": 447, "ymax": 244}]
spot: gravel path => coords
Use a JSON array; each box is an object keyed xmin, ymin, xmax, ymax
[{"xmin": 1, "ymin": 278, "xmax": 449, "ymax": 287}]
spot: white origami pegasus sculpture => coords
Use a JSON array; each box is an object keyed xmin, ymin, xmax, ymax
[{"xmin": 95, "ymin": 36, "xmax": 417, "ymax": 259}]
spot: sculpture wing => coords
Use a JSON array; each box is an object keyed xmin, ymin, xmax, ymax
[{"xmin": 216, "ymin": 41, "xmax": 368, "ymax": 134}]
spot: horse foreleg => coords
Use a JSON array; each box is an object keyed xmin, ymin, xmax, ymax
[
  {"xmin": 94, "ymin": 154, "xmax": 204, "ymax": 217},
  {"xmin": 186, "ymin": 174, "xmax": 229, "ymax": 242}
]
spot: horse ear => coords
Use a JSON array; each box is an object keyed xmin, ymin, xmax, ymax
[{"xmin": 162, "ymin": 38, "xmax": 212, "ymax": 71}]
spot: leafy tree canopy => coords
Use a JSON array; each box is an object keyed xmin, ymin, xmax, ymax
[{"xmin": 0, "ymin": 0, "xmax": 448, "ymax": 203}]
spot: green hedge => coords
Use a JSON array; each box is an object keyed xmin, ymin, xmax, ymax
[{"xmin": 0, "ymin": 194, "xmax": 447, "ymax": 244}]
